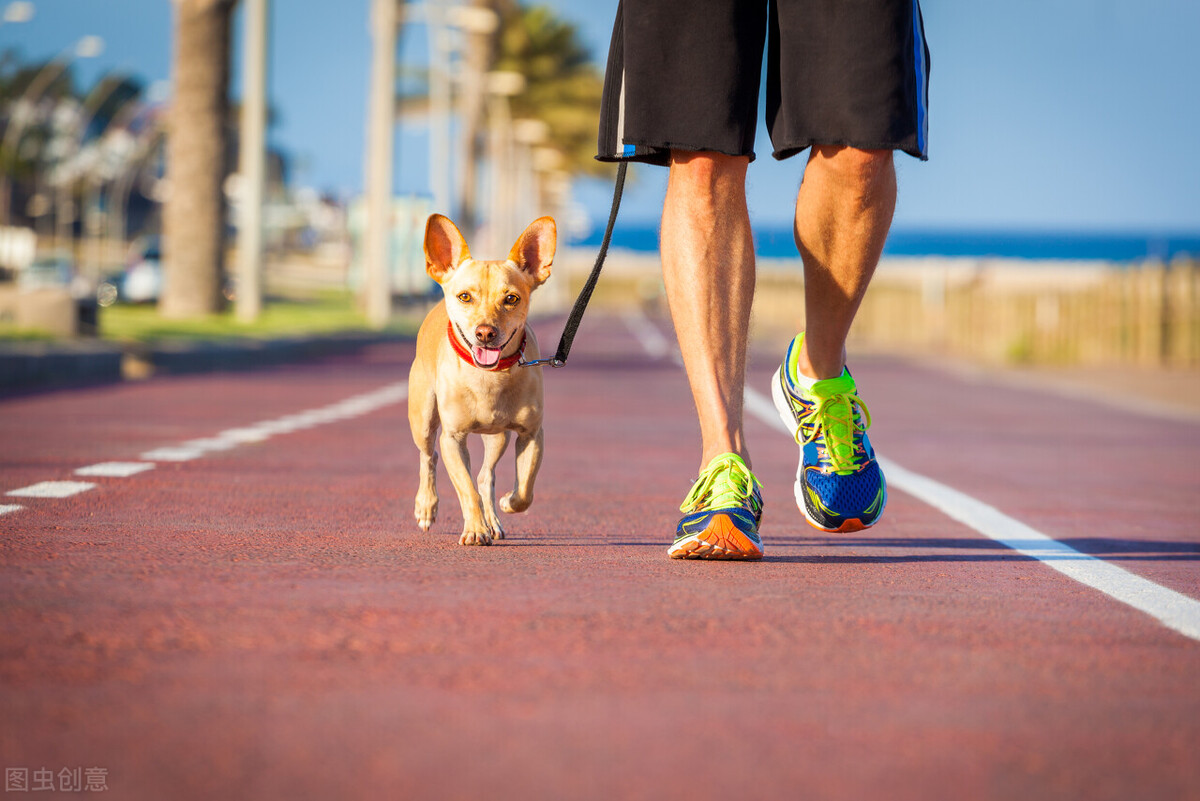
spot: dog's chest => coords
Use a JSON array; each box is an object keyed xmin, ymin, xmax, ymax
[{"xmin": 441, "ymin": 376, "xmax": 539, "ymax": 435}]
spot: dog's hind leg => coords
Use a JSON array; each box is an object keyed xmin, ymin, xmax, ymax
[
  {"xmin": 501, "ymin": 427, "xmax": 543, "ymax": 514},
  {"xmin": 408, "ymin": 373, "xmax": 440, "ymax": 532},
  {"xmin": 478, "ymin": 432, "xmax": 510, "ymax": 539}
]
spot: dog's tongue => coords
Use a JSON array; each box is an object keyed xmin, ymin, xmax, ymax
[{"xmin": 473, "ymin": 345, "xmax": 502, "ymax": 367}]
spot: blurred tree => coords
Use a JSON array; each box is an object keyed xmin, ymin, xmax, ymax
[
  {"xmin": 0, "ymin": 56, "xmax": 76, "ymax": 101},
  {"xmin": 495, "ymin": 3, "xmax": 604, "ymax": 177},
  {"xmin": 161, "ymin": 0, "xmax": 235, "ymax": 318},
  {"xmin": 81, "ymin": 74, "xmax": 143, "ymax": 141},
  {"xmin": 0, "ymin": 57, "xmax": 78, "ymax": 225},
  {"xmin": 450, "ymin": 1, "xmax": 603, "ymax": 237}
]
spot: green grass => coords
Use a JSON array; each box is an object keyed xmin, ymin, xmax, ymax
[
  {"xmin": 0, "ymin": 324, "xmax": 57, "ymax": 341},
  {"xmin": 98, "ymin": 291, "xmax": 419, "ymax": 343}
]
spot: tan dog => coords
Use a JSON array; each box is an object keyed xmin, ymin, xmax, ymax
[{"xmin": 408, "ymin": 214, "xmax": 555, "ymax": 545}]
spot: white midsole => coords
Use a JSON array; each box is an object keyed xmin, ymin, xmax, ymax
[{"xmin": 769, "ymin": 367, "xmax": 809, "ymax": 512}]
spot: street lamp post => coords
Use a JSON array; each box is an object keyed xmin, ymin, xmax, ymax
[
  {"xmin": 236, "ymin": 0, "xmax": 269, "ymax": 322},
  {"xmin": 363, "ymin": 0, "xmax": 400, "ymax": 330},
  {"xmin": 484, "ymin": 70, "xmax": 523, "ymax": 257},
  {"xmin": 425, "ymin": 0, "xmax": 452, "ymax": 216},
  {"xmin": 77, "ymin": 90, "xmax": 152, "ymax": 280},
  {"xmin": 0, "ymin": 1, "xmax": 32, "ymax": 25}
]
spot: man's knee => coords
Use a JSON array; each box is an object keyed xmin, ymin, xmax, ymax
[
  {"xmin": 668, "ymin": 150, "xmax": 750, "ymax": 193},
  {"xmin": 809, "ymin": 145, "xmax": 895, "ymax": 193}
]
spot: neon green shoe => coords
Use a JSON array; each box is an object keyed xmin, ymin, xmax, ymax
[
  {"xmin": 669, "ymin": 453, "xmax": 764, "ymax": 560},
  {"xmin": 771, "ymin": 333, "xmax": 887, "ymax": 532}
]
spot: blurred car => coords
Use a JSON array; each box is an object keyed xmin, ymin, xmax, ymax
[
  {"xmin": 95, "ymin": 235, "xmax": 236, "ymax": 307},
  {"xmin": 18, "ymin": 252, "xmax": 73, "ymax": 292},
  {"xmin": 97, "ymin": 236, "xmax": 162, "ymax": 306},
  {"xmin": 122, "ymin": 235, "xmax": 163, "ymax": 303}
]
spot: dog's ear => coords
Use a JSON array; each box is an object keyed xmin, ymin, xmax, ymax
[
  {"xmin": 507, "ymin": 216, "xmax": 556, "ymax": 286},
  {"xmin": 424, "ymin": 214, "xmax": 471, "ymax": 283}
]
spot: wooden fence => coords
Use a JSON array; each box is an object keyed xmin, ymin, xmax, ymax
[
  {"xmin": 555, "ymin": 250, "xmax": 1200, "ymax": 369},
  {"xmin": 752, "ymin": 257, "xmax": 1200, "ymax": 368}
]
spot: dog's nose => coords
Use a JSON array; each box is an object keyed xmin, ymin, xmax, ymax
[{"xmin": 475, "ymin": 325, "xmax": 498, "ymax": 345}]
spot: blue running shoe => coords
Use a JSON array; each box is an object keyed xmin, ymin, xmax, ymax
[
  {"xmin": 669, "ymin": 453, "xmax": 764, "ymax": 560},
  {"xmin": 770, "ymin": 333, "xmax": 886, "ymax": 533}
]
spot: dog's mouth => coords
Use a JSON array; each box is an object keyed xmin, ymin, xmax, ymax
[
  {"xmin": 454, "ymin": 322, "xmax": 518, "ymax": 368},
  {"xmin": 472, "ymin": 344, "xmax": 503, "ymax": 368}
]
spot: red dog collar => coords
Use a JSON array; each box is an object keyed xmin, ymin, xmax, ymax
[{"xmin": 447, "ymin": 321, "xmax": 527, "ymax": 371}]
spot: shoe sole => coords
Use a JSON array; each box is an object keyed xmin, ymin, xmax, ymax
[
  {"xmin": 771, "ymin": 366, "xmax": 876, "ymax": 534},
  {"xmin": 668, "ymin": 513, "xmax": 764, "ymax": 560}
]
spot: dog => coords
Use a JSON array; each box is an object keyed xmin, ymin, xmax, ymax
[{"xmin": 408, "ymin": 214, "xmax": 555, "ymax": 545}]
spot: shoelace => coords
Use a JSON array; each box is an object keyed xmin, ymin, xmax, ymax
[
  {"xmin": 798, "ymin": 392, "xmax": 872, "ymax": 475},
  {"xmin": 680, "ymin": 455, "xmax": 761, "ymax": 514}
]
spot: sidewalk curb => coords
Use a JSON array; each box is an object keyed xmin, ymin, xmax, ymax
[
  {"xmin": 0, "ymin": 340, "xmax": 124, "ymax": 392},
  {"xmin": 0, "ymin": 331, "xmax": 407, "ymax": 394}
]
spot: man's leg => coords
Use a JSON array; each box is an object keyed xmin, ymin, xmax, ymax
[
  {"xmin": 770, "ymin": 144, "xmax": 895, "ymax": 533},
  {"xmin": 660, "ymin": 150, "xmax": 756, "ymax": 471},
  {"xmin": 661, "ymin": 150, "xmax": 765, "ymax": 560},
  {"xmin": 792, "ymin": 145, "xmax": 897, "ymax": 380}
]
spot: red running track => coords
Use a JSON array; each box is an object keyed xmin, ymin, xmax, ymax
[{"xmin": 1, "ymin": 313, "xmax": 1197, "ymax": 800}]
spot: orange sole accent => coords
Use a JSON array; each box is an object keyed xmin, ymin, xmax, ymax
[
  {"xmin": 803, "ymin": 516, "xmax": 867, "ymax": 534},
  {"xmin": 668, "ymin": 514, "xmax": 763, "ymax": 561}
]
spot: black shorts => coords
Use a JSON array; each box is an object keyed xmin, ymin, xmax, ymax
[{"xmin": 597, "ymin": 0, "xmax": 930, "ymax": 165}]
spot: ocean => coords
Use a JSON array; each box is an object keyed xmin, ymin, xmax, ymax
[{"xmin": 571, "ymin": 225, "xmax": 1200, "ymax": 263}]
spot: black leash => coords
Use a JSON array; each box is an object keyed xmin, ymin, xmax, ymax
[{"xmin": 520, "ymin": 161, "xmax": 627, "ymax": 369}]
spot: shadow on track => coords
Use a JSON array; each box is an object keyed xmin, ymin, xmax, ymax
[{"xmin": 764, "ymin": 535, "xmax": 1200, "ymax": 563}]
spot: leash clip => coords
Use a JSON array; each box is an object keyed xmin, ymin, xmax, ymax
[{"xmin": 518, "ymin": 356, "xmax": 565, "ymax": 369}]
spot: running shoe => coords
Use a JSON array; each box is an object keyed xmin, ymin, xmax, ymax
[
  {"xmin": 771, "ymin": 333, "xmax": 886, "ymax": 533},
  {"xmin": 669, "ymin": 452, "xmax": 764, "ymax": 560}
]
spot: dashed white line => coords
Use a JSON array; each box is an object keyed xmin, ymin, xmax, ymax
[
  {"xmin": 7, "ymin": 481, "xmax": 96, "ymax": 499},
  {"xmin": 140, "ymin": 446, "xmax": 206, "ymax": 462},
  {"xmin": 216, "ymin": 427, "xmax": 272, "ymax": 444},
  {"xmin": 75, "ymin": 462, "xmax": 156, "ymax": 478},
  {"xmin": 0, "ymin": 504, "xmax": 23, "ymax": 516},
  {"xmin": 4, "ymin": 381, "xmax": 411, "ymax": 519},
  {"xmin": 624, "ymin": 310, "xmax": 1200, "ymax": 643},
  {"xmin": 180, "ymin": 437, "xmax": 240, "ymax": 453}
]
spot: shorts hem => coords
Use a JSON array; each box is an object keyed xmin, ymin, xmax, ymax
[
  {"xmin": 596, "ymin": 139, "xmax": 757, "ymax": 166},
  {"xmin": 772, "ymin": 139, "xmax": 928, "ymax": 162}
]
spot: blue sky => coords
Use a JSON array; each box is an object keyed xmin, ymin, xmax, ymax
[{"xmin": 4, "ymin": 0, "xmax": 1199, "ymax": 234}]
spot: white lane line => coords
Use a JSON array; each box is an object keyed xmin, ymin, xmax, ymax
[
  {"xmin": 7, "ymin": 481, "xmax": 96, "ymax": 499},
  {"xmin": 622, "ymin": 311, "xmax": 672, "ymax": 360},
  {"xmin": 75, "ymin": 462, "xmax": 156, "ymax": 478},
  {"xmin": 133, "ymin": 380, "xmax": 410, "ymax": 461},
  {"xmin": 216, "ymin": 427, "xmax": 272, "ymax": 444},
  {"xmin": 180, "ymin": 437, "xmax": 240, "ymax": 453},
  {"xmin": 877, "ymin": 455, "xmax": 1200, "ymax": 642},
  {"xmin": 625, "ymin": 308, "xmax": 1200, "ymax": 642},
  {"xmin": 3, "ymin": 381, "xmax": 411, "ymax": 520},
  {"xmin": 140, "ymin": 446, "xmax": 206, "ymax": 462},
  {"xmin": 745, "ymin": 383, "xmax": 1200, "ymax": 642}
]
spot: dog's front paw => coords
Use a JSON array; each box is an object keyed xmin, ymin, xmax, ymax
[
  {"xmin": 459, "ymin": 527, "xmax": 493, "ymax": 546},
  {"xmin": 500, "ymin": 491, "xmax": 531, "ymax": 514},
  {"xmin": 415, "ymin": 498, "xmax": 438, "ymax": 532}
]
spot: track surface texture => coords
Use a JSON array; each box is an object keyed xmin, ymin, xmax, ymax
[{"xmin": 2, "ymin": 313, "xmax": 1198, "ymax": 800}]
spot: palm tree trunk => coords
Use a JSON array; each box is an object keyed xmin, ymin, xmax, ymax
[{"xmin": 161, "ymin": 0, "xmax": 234, "ymax": 318}]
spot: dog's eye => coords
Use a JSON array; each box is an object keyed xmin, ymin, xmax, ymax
[
  {"xmin": 456, "ymin": 292, "xmax": 472, "ymax": 304},
  {"xmin": 504, "ymin": 294, "xmax": 520, "ymax": 306}
]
